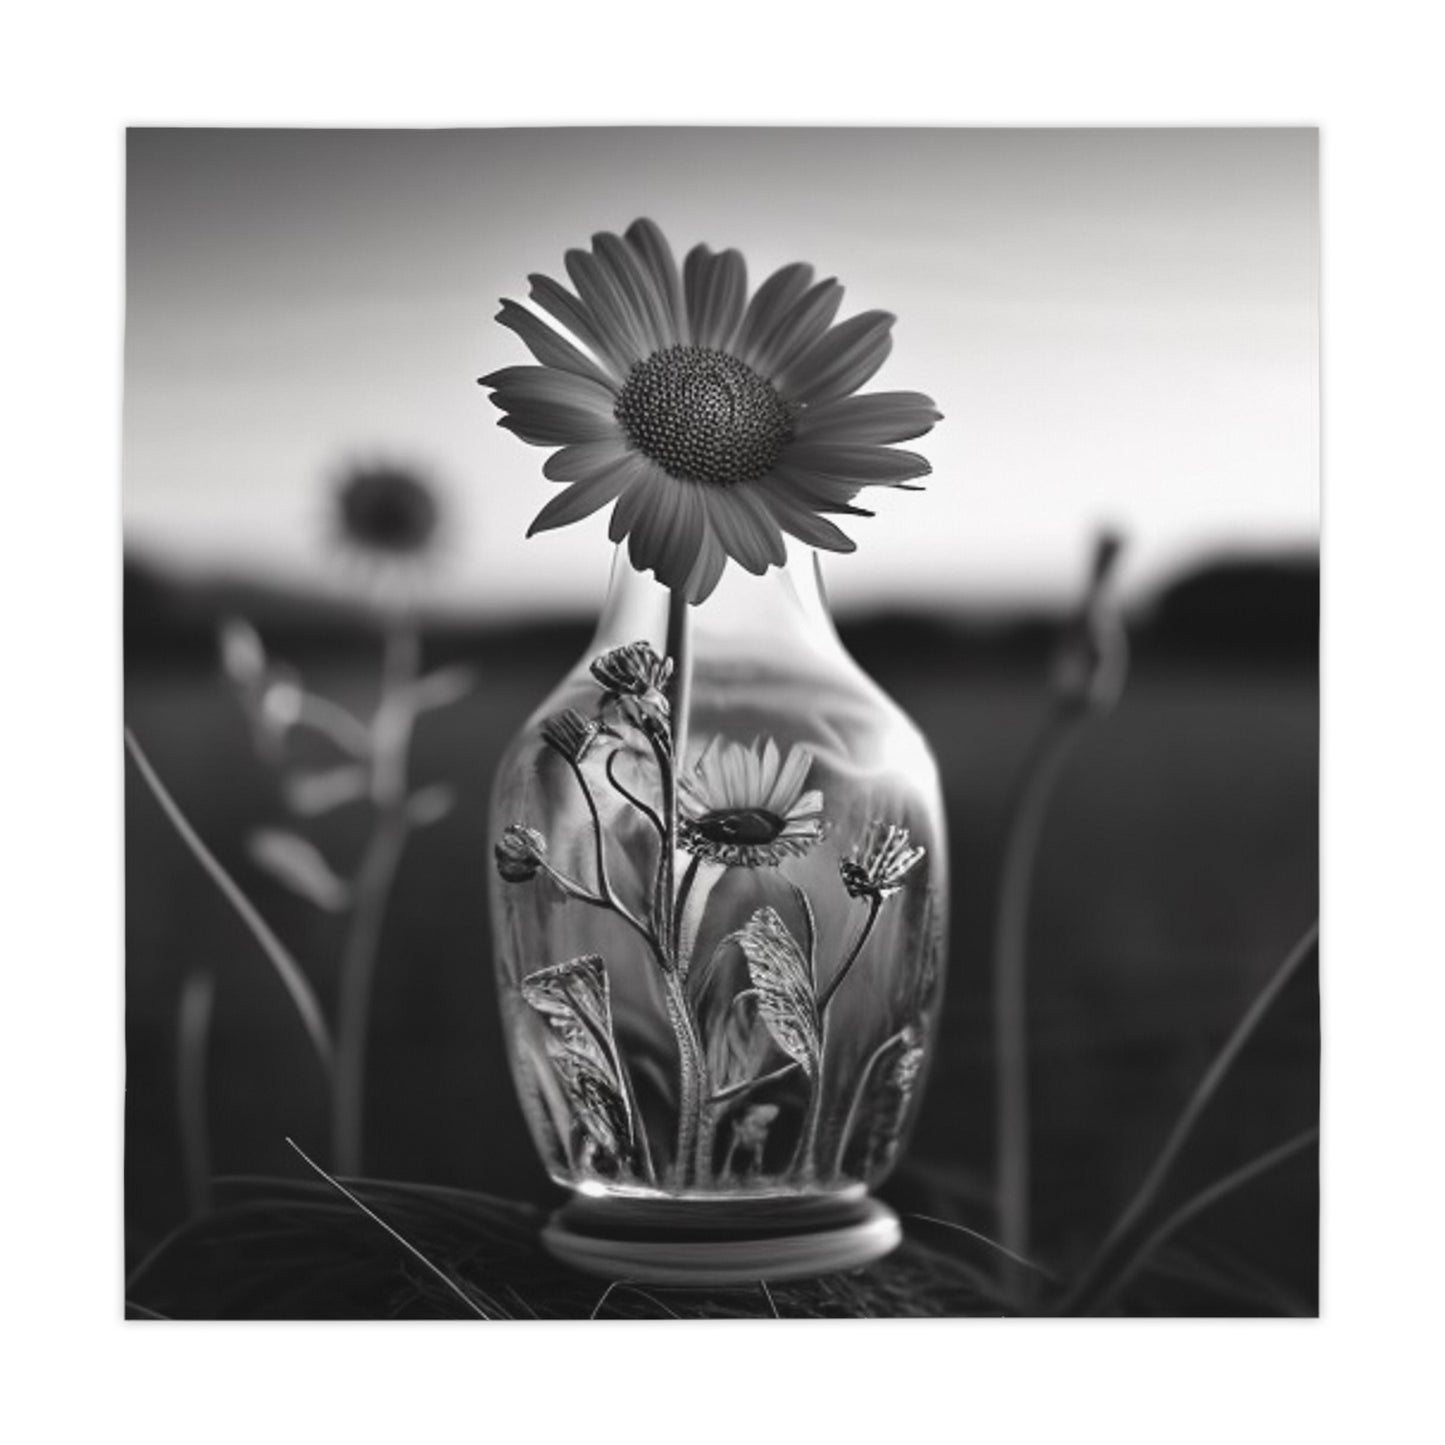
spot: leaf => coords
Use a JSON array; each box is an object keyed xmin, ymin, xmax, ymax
[
  {"xmin": 728, "ymin": 907, "xmax": 821, "ymax": 1076},
  {"xmin": 283, "ymin": 765, "xmax": 369, "ymax": 817},
  {"xmin": 409, "ymin": 665, "xmax": 476, "ymax": 713},
  {"xmin": 406, "ymin": 784, "xmax": 455, "ymax": 827},
  {"xmin": 706, "ymin": 988, "xmax": 776, "ymax": 1094},
  {"xmin": 864, "ymin": 1027, "xmax": 927, "ymax": 1171},
  {"xmin": 260, "ymin": 673, "xmax": 303, "ymax": 732},
  {"xmin": 218, "ymin": 616, "xmax": 266, "ymax": 688},
  {"xmin": 246, "ymin": 829, "xmax": 351, "ymax": 912},
  {"xmin": 520, "ymin": 956, "xmax": 634, "ymax": 1168}
]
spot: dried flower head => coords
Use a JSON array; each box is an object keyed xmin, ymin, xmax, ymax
[
  {"xmin": 590, "ymin": 641, "xmax": 673, "ymax": 708},
  {"xmin": 680, "ymin": 737, "xmax": 825, "ymax": 868},
  {"xmin": 540, "ymin": 708, "xmax": 608, "ymax": 764},
  {"xmin": 494, "ymin": 823, "xmax": 547, "ymax": 883},
  {"xmin": 1052, "ymin": 530, "xmax": 1128, "ymax": 716},
  {"xmin": 480, "ymin": 218, "xmax": 941, "ymax": 602},
  {"xmin": 840, "ymin": 820, "xmax": 926, "ymax": 900}
]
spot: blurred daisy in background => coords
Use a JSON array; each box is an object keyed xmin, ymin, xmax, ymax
[{"xmin": 330, "ymin": 460, "xmax": 446, "ymax": 608}]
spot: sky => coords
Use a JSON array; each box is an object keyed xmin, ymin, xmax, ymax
[{"xmin": 123, "ymin": 127, "xmax": 1318, "ymax": 618}]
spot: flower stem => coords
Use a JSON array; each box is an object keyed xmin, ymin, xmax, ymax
[
  {"xmin": 662, "ymin": 586, "xmax": 711, "ymax": 1182},
  {"xmin": 832, "ymin": 1027, "xmax": 911, "ymax": 1179},
  {"xmin": 332, "ymin": 617, "xmax": 419, "ymax": 1177},
  {"xmin": 665, "ymin": 587, "xmax": 692, "ymax": 777},
  {"xmin": 673, "ymin": 852, "xmax": 702, "ymax": 953},
  {"xmin": 604, "ymin": 749, "xmax": 666, "ymax": 840},
  {"xmin": 176, "ymin": 969, "xmax": 216, "ymax": 1218},
  {"xmin": 818, "ymin": 895, "xmax": 883, "ymax": 1014},
  {"xmin": 992, "ymin": 713, "xmax": 1086, "ymax": 1302},
  {"xmin": 793, "ymin": 1062, "xmax": 826, "ymax": 1181}
]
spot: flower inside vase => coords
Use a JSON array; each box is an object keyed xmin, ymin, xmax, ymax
[{"xmin": 489, "ymin": 549, "xmax": 947, "ymax": 1206}]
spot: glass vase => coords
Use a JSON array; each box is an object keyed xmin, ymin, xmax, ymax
[{"xmin": 489, "ymin": 546, "xmax": 948, "ymax": 1283}]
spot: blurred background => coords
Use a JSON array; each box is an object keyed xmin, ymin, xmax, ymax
[{"xmin": 124, "ymin": 127, "xmax": 1318, "ymax": 1314}]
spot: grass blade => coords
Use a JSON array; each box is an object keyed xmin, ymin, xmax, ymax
[
  {"xmin": 283, "ymin": 1137, "xmax": 491, "ymax": 1319},
  {"xmin": 125, "ymin": 728, "xmax": 334, "ymax": 1075},
  {"xmin": 1084, "ymin": 1127, "xmax": 1319, "ymax": 1315},
  {"xmin": 1060, "ymin": 921, "xmax": 1318, "ymax": 1313}
]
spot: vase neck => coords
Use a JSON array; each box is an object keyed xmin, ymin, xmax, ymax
[{"xmin": 588, "ymin": 544, "xmax": 845, "ymax": 661}]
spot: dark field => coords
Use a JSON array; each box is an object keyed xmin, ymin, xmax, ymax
[{"xmin": 124, "ymin": 567, "xmax": 1318, "ymax": 1315}]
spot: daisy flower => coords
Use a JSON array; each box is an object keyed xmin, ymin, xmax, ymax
[
  {"xmin": 679, "ymin": 737, "xmax": 824, "ymax": 868},
  {"xmin": 479, "ymin": 219, "xmax": 941, "ymax": 602}
]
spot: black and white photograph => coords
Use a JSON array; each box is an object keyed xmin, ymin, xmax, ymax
[{"xmin": 119, "ymin": 125, "xmax": 1320, "ymax": 1321}]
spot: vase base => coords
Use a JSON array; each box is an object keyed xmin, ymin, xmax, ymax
[{"xmin": 542, "ymin": 1190, "xmax": 901, "ymax": 1285}]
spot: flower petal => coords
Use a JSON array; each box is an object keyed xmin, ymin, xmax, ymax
[
  {"xmin": 782, "ymin": 443, "xmax": 932, "ymax": 485},
  {"xmin": 498, "ymin": 408, "xmax": 618, "ymax": 447},
  {"xmin": 480, "ymin": 364, "xmax": 617, "ymax": 416},
  {"xmin": 753, "ymin": 481, "xmax": 860, "ymax": 553},
  {"xmin": 794, "ymin": 391, "xmax": 943, "ymax": 445},
  {"xmin": 493, "ymin": 300, "xmax": 618, "ymax": 391},
  {"xmin": 527, "ymin": 452, "xmax": 647, "ymax": 535},
  {"xmin": 566, "ymin": 247, "xmax": 653, "ymax": 368},
  {"xmin": 608, "ymin": 456, "xmax": 668, "ymax": 544},
  {"xmin": 529, "ymin": 272, "xmax": 632, "ymax": 380},
  {"xmin": 767, "ymin": 461, "xmax": 870, "ymax": 513},
  {"xmin": 625, "ymin": 219, "xmax": 686, "ymax": 347},
  {"xmin": 779, "ymin": 310, "xmax": 895, "ymax": 405},
  {"xmin": 595, "ymin": 230, "xmax": 674, "ymax": 355},
  {"xmin": 788, "ymin": 788, "xmax": 824, "ymax": 822},
  {"xmin": 542, "ymin": 437, "xmax": 632, "ymax": 483},
  {"xmin": 683, "ymin": 245, "xmax": 747, "ymax": 351},
  {"xmin": 754, "ymin": 278, "xmax": 845, "ymax": 383},
  {"xmin": 628, "ymin": 475, "xmax": 707, "ymax": 594},
  {"xmin": 489, "ymin": 367, "xmax": 618, "ymax": 444},
  {"xmin": 733, "ymin": 262, "xmax": 814, "ymax": 370},
  {"xmin": 684, "ymin": 519, "xmax": 728, "ymax": 603},
  {"xmin": 759, "ymin": 737, "xmax": 782, "ymax": 796},
  {"xmin": 700, "ymin": 486, "xmax": 787, "ymax": 574},
  {"xmin": 766, "ymin": 744, "xmax": 813, "ymax": 813}
]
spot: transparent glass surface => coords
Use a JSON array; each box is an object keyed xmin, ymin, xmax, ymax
[{"xmin": 489, "ymin": 547, "xmax": 947, "ymax": 1200}]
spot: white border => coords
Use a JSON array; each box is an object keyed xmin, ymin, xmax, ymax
[{"xmin": 5, "ymin": 1, "xmax": 1442, "ymax": 1440}]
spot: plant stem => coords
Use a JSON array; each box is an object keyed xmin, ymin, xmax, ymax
[
  {"xmin": 794, "ymin": 1059, "xmax": 826, "ymax": 1181},
  {"xmin": 176, "ymin": 969, "xmax": 216, "ymax": 1218},
  {"xmin": 124, "ymin": 728, "xmax": 334, "ymax": 1077},
  {"xmin": 818, "ymin": 895, "xmax": 883, "ymax": 1014},
  {"xmin": 665, "ymin": 587, "xmax": 692, "ymax": 778},
  {"xmin": 672, "ymin": 852, "xmax": 702, "ymax": 951},
  {"xmin": 332, "ymin": 618, "xmax": 419, "ymax": 1177},
  {"xmin": 992, "ymin": 713, "xmax": 1087, "ymax": 1303},
  {"xmin": 831, "ymin": 1027, "xmax": 911, "ymax": 1178},
  {"xmin": 604, "ymin": 749, "xmax": 665, "ymax": 840},
  {"xmin": 663, "ymin": 969, "xmax": 706, "ymax": 1185},
  {"xmin": 662, "ymin": 586, "xmax": 711, "ymax": 1183}
]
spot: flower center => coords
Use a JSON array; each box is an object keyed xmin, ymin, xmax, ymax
[
  {"xmin": 693, "ymin": 807, "xmax": 787, "ymax": 846},
  {"xmin": 614, "ymin": 345, "xmax": 794, "ymax": 485}
]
